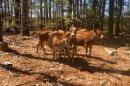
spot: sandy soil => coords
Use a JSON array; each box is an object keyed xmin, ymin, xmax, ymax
[{"xmin": 0, "ymin": 35, "xmax": 130, "ymax": 86}]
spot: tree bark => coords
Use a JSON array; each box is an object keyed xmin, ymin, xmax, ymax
[
  {"xmin": 40, "ymin": 0, "xmax": 43, "ymax": 29},
  {"xmin": 61, "ymin": 0, "xmax": 65, "ymax": 29},
  {"xmin": 21, "ymin": 0, "xmax": 29, "ymax": 36},
  {"xmin": 14, "ymin": 0, "xmax": 20, "ymax": 34},
  {"xmin": 0, "ymin": 0, "xmax": 3, "ymax": 42},
  {"xmin": 49, "ymin": 0, "xmax": 52, "ymax": 20},
  {"xmin": 115, "ymin": 0, "xmax": 123, "ymax": 36},
  {"xmin": 92, "ymin": 0, "xmax": 97, "ymax": 15},
  {"xmin": 108, "ymin": 0, "xmax": 115, "ymax": 38},
  {"xmin": 68, "ymin": 0, "xmax": 73, "ymax": 19},
  {"xmin": 45, "ymin": 0, "xmax": 48, "ymax": 20},
  {"xmin": 101, "ymin": 0, "xmax": 106, "ymax": 30},
  {"xmin": 76, "ymin": 0, "xmax": 79, "ymax": 19}
]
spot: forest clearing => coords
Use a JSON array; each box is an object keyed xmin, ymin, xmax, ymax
[
  {"xmin": 0, "ymin": 0, "xmax": 130, "ymax": 86},
  {"xmin": 0, "ymin": 34, "xmax": 130, "ymax": 86}
]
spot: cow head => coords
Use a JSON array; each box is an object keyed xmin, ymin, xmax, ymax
[
  {"xmin": 69, "ymin": 25, "xmax": 77, "ymax": 38},
  {"xmin": 94, "ymin": 29, "xmax": 104, "ymax": 39}
]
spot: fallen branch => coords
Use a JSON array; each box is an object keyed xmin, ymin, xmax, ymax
[{"xmin": 104, "ymin": 48, "xmax": 117, "ymax": 56}]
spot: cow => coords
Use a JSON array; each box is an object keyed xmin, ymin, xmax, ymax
[
  {"xmin": 36, "ymin": 30, "xmax": 52, "ymax": 55},
  {"xmin": 48, "ymin": 31, "xmax": 71, "ymax": 59},
  {"xmin": 71, "ymin": 28, "xmax": 104, "ymax": 57}
]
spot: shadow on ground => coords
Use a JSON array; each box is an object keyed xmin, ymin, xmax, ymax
[
  {"xmin": 0, "ymin": 63, "xmax": 82, "ymax": 86},
  {"xmin": 6, "ymin": 48, "xmax": 130, "ymax": 77},
  {"xmin": 96, "ymin": 35, "xmax": 130, "ymax": 49}
]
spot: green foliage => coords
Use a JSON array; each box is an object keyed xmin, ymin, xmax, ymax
[
  {"xmin": 4, "ymin": 19, "xmax": 16, "ymax": 28},
  {"xmin": 45, "ymin": 22, "xmax": 60, "ymax": 29},
  {"xmin": 63, "ymin": 17, "xmax": 73, "ymax": 26}
]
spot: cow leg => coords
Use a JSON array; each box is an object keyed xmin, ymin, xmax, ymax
[
  {"xmin": 41, "ymin": 43, "xmax": 47, "ymax": 55},
  {"xmin": 52, "ymin": 49, "xmax": 56, "ymax": 59},
  {"xmin": 37, "ymin": 43, "xmax": 40, "ymax": 53},
  {"xmin": 59, "ymin": 51, "xmax": 62, "ymax": 58},
  {"xmin": 75, "ymin": 46, "xmax": 78, "ymax": 55},
  {"xmin": 70, "ymin": 49, "xmax": 74, "ymax": 64},
  {"xmin": 63, "ymin": 49, "xmax": 66, "ymax": 58},
  {"xmin": 71, "ymin": 45, "xmax": 77, "ymax": 64},
  {"xmin": 37, "ymin": 42, "xmax": 42, "ymax": 56},
  {"xmin": 55, "ymin": 51, "xmax": 57, "ymax": 59},
  {"xmin": 52, "ymin": 51, "xmax": 54, "ymax": 59},
  {"xmin": 72, "ymin": 45, "xmax": 76, "ymax": 58},
  {"xmin": 65, "ymin": 48, "xmax": 71, "ymax": 63},
  {"xmin": 88, "ymin": 44, "xmax": 93, "ymax": 56},
  {"xmin": 85, "ymin": 43, "xmax": 88, "ymax": 57}
]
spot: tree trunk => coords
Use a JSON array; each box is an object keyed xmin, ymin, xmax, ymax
[
  {"xmin": 21, "ymin": 0, "xmax": 29, "ymax": 36},
  {"xmin": 0, "ymin": 22, "xmax": 3, "ymax": 42},
  {"xmin": 40, "ymin": 0, "xmax": 43, "ymax": 29},
  {"xmin": 73, "ymin": 0, "xmax": 76, "ymax": 19},
  {"xmin": 101, "ymin": 0, "xmax": 106, "ymax": 30},
  {"xmin": 115, "ymin": 0, "xmax": 123, "ymax": 36},
  {"xmin": 49, "ymin": 0, "xmax": 52, "ymax": 20},
  {"xmin": 83, "ymin": 0, "xmax": 87, "ymax": 18},
  {"xmin": 52, "ymin": 0, "xmax": 55, "ymax": 21},
  {"xmin": 76, "ymin": 0, "xmax": 79, "ymax": 19},
  {"xmin": 14, "ymin": 0, "xmax": 20, "ymax": 34},
  {"xmin": 29, "ymin": 0, "xmax": 33, "ymax": 29},
  {"xmin": 10, "ymin": 0, "xmax": 13, "ymax": 22},
  {"xmin": 108, "ymin": 0, "xmax": 115, "ymax": 38},
  {"xmin": 92, "ymin": 0, "xmax": 98, "ymax": 29},
  {"xmin": 80, "ymin": 0, "xmax": 83, "ymax": 18},
  {"xmin": 0, "ymin": 28, "xmax": 3, "ymax": 42},
  {"xmin": 61, "ymin": 1, "xmax": 65, "ymax": 29},
  {"xmin": 45, "ymin": 0, "xmax": 48, "ymax": 21},
  {"xmin": 0, "ymin": 0, "xmax": 8, "ymax": 52},
  {"xmin": 7, "ymin": 0, "xmax": 11, "ymax": 27},
  {"xmin": 4, "ymin": 0, "xmax": 7, "ymax": 31},
  {"xmin": 55, "ymin": 1, "xmax": 58, "ymax": 22},
  {"xmin": 92, "ymin": 0, "xmax": 97, "ymax": 15},
  {"xmin": 0, "ymin": 0, "xmax": 3, "ymax": 42},
  {"xmin": 68, "ymin": 0, "xmax": 72, "ymax": 19}
]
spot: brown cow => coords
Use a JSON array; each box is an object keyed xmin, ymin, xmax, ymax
[
  {"xmin": 48, "ymin": 31, "xmax": 71, "ymax": 59},
  {"xmin": 72, "ymin": 28, "xmax": 104, "ymax": 57},
  {"xmin": 36, "ymin": 30, "xmax": 52, "ymax": 55},
  {"xmin": 76, "ymin": 28, "xmax": 86, "ymax": 33}
]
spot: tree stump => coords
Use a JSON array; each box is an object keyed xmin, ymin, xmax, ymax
[{"xmin": 0, "ymin": 42, "xmax": 9, "ymax": 51}]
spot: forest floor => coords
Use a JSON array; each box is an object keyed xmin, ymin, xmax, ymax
[{"xmin": 0, "ymin": 34, "xmax": 130, "ymax": 86}]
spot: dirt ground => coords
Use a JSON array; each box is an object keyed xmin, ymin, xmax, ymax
[{"xmin": 0, "ymin": 35, "xmax": 130, "ymax": 86}]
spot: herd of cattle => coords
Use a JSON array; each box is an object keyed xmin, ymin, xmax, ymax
[{"xmin": 36, "ymin": 26, "xmax": 104, "ymax": 62}]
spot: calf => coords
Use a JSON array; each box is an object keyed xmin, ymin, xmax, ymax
[
  {"xmin": 48, "ymin": 31, "xmax": 71, "ymax": 59},
  {"xmin": 36, "ymin": 30, "xmax": 51, "ymax": 55}
]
